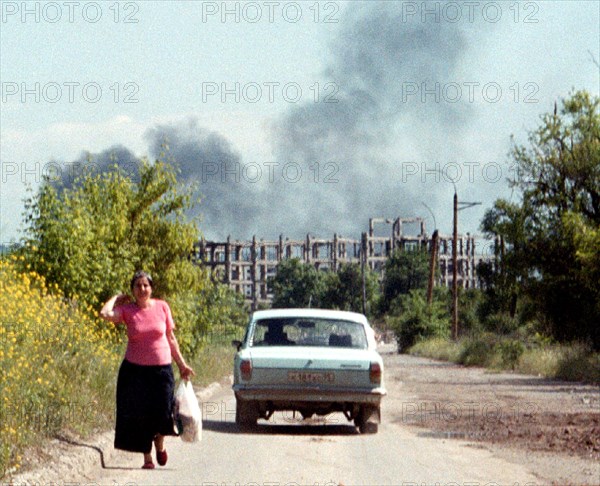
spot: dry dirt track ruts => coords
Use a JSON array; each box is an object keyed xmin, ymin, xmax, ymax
[
  {"xmin": 392, "ymin": 349, "xmax": 599, "ymax": 460},
  {"xmin": 383, "ymin": 346, "xmax": 600, "ymax": 485},
  {"xmin": 9, "ymin": 344, "xmax": 600, "ymax": 486}
]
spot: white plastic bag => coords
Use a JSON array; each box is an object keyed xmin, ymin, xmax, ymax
[{"xmin": 174, "ymin": 380, "xmax": 202, "ymax": 442}]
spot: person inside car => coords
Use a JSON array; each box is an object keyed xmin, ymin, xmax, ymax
[{"xmin": 263, "ymin": 322, "xmax": 295, "ymax": 345}]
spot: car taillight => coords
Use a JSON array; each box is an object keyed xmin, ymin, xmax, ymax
[
  {"xmin": 240, "ymin": 359, "xmax": 252, "ymax": 381},
  {"xmin": 369, "ymin": 361, "xmax": 381, "ymax": 384}
]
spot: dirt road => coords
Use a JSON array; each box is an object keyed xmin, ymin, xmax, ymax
[{"xmin": 11, "ymin": 345, "xmax": 600, "ymax": 485}]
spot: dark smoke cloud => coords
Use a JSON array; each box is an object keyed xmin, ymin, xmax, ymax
[
  {"xmin": 134, "ymin": 2, "xmax": 479, "ymax": 242},
  {"xmin": 145, "ymin": 118, "xmax": 264, "ymax": 240},
  {"xmin": 50, "ymin": 2, "xmax": 480, "ymax": 242},
  {"xmin": 50, "ymin": 145, "xmax": 140, "ymax": 190},
  {"xmin": 269, "ymin": 1, "xmax": 474, "ymax": 238}
]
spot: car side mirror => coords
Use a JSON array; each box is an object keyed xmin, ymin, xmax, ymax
[{"xmin": 231, "ymin": 340, "xmax": 242, "ymax": 351}]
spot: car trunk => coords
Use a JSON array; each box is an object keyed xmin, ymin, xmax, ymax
[{"xmin": 246, "ymin": 346, "xmax": 375, "ymax": 389}]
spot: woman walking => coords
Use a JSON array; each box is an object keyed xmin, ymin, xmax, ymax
[{"xmin": 100, "ymin": 270, "xmax": 195, "ymax": 469}]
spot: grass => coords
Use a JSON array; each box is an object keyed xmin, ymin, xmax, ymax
[
  {"xmin": 408, "ymin": 337, "xmax": 461, "ymax": 362},
  {"xmin": 409, "ymin": 333, "xmax": 600, "ymax": 384},
  {"xmin": 188, "ymin": 341, "xmax": 239, "ymax": 387},
  {"xmin": 518, "ymin": 342, "xmax": 600, "ymax": 383}
]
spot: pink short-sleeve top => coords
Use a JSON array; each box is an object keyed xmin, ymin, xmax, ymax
[{"xmin": 116, "ymin": 299, "xmax": 174, "ymax": 366}]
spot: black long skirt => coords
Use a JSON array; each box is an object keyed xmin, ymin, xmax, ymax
[{"xmin": 115, "ymin": 359, "xmax": 178, "ymax": 453}]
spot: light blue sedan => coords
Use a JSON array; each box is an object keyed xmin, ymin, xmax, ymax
[{"xmin": 232, "ymin": 308, "xmax": 386, "ymax": 433}]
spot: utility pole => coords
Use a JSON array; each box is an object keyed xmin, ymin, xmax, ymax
[
  {"xmin": 421, "ymin": 202, "xmax": 439, "ymax": 307},
  {"xmin": 452, "ymin": 194, "xmax": 459, "ymax": 339},
  {"xmin": 251, "ymin": 235, "xmax": 258, "ymax": 311},
  {"xmin": 452, "ymin": 191, "xmax": 481, "ymax": 340},
  {"xmin": 427, "ymin": 229, "xmax": 439, "ymax": 306},
  {"xmin": 361, "ymin": 232, "xmax": 368, "ymax": 315}
]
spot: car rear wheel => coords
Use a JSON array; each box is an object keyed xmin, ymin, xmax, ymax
[
  {"xmin": 359, "ymin": 421, "xmax": 378, "ymax": 434},
  {"xmin": 235, "ymin": 398, "xmax": 258, "ymax": 430},
  {"xmin": 300, "ymin": 410, "xmax": 314, "ymax": 420},
  {"xmin": 356, "ymin": 405, "xmax": 380, "ymax": 434}
]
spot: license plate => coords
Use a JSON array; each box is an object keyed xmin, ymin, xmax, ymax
[{"xmin": 288, "ymin": 371, "xmax": 335, "ymax": 384}]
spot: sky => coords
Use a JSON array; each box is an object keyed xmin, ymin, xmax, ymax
[{"xmin": 1, "ymin": 0, "xmax": 599, "ymax": 248}]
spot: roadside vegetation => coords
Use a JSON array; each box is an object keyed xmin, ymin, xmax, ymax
[
  {"xmin": 0, "ymin": 258, "xmax": 240, "ymax": 477},
  {"xmin": 391, "ymin": 91, "xmax": 599, "ymax": 383},
  {"xmin": 410, "ymin": 336, "xmax": 600, "ymax": 383},
  {"xmin": 395, "ymin": 91, "xmax": 600, "ymax": 383},
  {"xmin": 1, "ymin": 158, "xmax": 247, "ymax": 478},
  {"xmin": 0, "ymin": 258, "xmax": 121, "ymax": 476}
]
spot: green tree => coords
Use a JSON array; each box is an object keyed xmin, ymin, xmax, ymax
[
  {"xmin": 479, "ymin": 199, "xmax": 529, "ymax": 323},
  {"xmin": 19, "ymin": 158, "xmax": 246, "ymax": 357},
  {"xmin": 387, "ymin": 289, "xmax": 450, "ymax": 351},
  {"xmin": 269, "ymin": 258, "xmax": 325, "ymax": 308},
  {"xmin": 21, "ymin": 159, "xmax": 199, "ymax": 307},
  {"xmin": 380, "ymin": 248, "xmax": 430, "ymax": 313},
  {"xmin": 320, "ymin": 262, "xmax": 380, "ymax": 315},
  {"xmin": 563, "ymin": 211, "xmax": 600, "ymax": 292},
  {"xmin": 482, "ymin": 90, "xmax": 600, "ymax": 347}
]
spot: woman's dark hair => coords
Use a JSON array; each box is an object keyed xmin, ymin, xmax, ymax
[{"xmin": 130, "ymin": 270, "xmax": 153, "ymax": 290}]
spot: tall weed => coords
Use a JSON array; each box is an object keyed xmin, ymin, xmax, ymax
[
  {"xmin": 409, "ymin": 337, "xmax": 461, "ymax": 362},
  {"xmin": 0, "ymin": 258, "xmax": 121, "ymax": 477},
  {"xmin": 410, "ymin": 333, "xmax": 599, "ymax": 384}
]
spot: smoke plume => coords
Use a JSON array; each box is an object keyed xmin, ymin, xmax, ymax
[{"xmin": 52, "ymin": 2, "xmax": 479, "ymax": 242}]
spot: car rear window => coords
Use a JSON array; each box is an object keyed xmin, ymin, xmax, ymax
[{"xmin": 250, "ymin": 318, "xmax": 368, "ymax": 349}]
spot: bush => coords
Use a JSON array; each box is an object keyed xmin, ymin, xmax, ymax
[
  {"xmin": 458, "ymin": 335, "xmax": 524, "ymax": 369},
  {"xmin": 387, "ymin": 289, "xmax": 450, "ymax": 352},
  {"xmin": 170, "ymin": 278, "xmax": 248, "ymax": 360},
  {"xmin": 409, "ymin": 337, "xmax": 461, "ymax": 361},
  {"xmin": 517, "ymin": 342, "xmax": 599, "ymax": 383},
  {"xmin": 555, "ymin": 343, "xmax": 600, "ymax": 383},
  {"xmin": 0, "ymin": 259, "xmax": 121, "ymax": 476},
  {"xmin": 483, "ymin": 312, "xmax": 520, "ymax": 335},
  {"xmin": 410, "ymin": 333, "xmax": 599, "ymax": 384},
  {"xmin": 494, "ymin": 339, "xmax": 525, "ymax": 370},
  {"xmin": 380, "ymin": 249, "xmax": 430, "ymax": 314},
  {"xmin": 457, "ymin": 334, "xmax": 497, "ymax": 367},
  {"xmin": 457, "ymin": 288, "xmax": 485, "ymax": 335}
]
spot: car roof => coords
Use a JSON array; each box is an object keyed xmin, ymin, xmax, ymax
[{"xmin": 251, "ymin": 308, "xmax": 370, "ymax": 326}]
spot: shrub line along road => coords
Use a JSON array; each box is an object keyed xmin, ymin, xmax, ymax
[{"xmin": 12, "ymin": 344, "xmax": 600, "ymax": 486}]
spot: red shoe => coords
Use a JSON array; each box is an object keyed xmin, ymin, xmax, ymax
[
  {"xmin": 156, "ymin": 449, "xmax": 168, "ymax": 466},
  {"xmin": 142, "ymin": 461, "xmax": 155, "ymax": 469}
]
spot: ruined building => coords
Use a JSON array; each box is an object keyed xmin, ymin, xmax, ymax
[{"xmin": 195, "ymin": 217, "xmax": 494, "ymax": 308}]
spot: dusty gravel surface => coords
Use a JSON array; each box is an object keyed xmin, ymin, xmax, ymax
[{"xmin": 380, "ymin": 345, "xmax": 600, "ymax": 485}]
